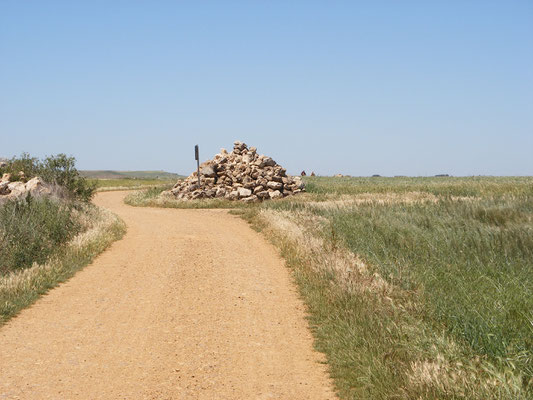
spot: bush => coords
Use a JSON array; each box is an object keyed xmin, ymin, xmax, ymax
[
  {"xmin": 0, "ymin": 153, "xmax": 96, "ymax": 202},
  {"xmin": 0, "ymin": 196, "xmax": 83, "ymax": 275}
]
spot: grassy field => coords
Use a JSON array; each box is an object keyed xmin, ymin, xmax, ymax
[
  {"xmin": 83, "ymin": 169, "xmax": 181, "ymax": 191},
  {"xmin": 81, "ymin": 170, "xmax": 181, "ymax": 180},
  {"xmin": 90, "ymin": 178, "xmax": 177, "ymax": 191},
  {"xmin": 133, "ymin": 176, "xmax": 533, "ymax": 398}
]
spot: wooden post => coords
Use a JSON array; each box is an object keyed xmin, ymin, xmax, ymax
[{"xmin": 195, "ymin": 145, "xmax": 200, "ymax": 187}]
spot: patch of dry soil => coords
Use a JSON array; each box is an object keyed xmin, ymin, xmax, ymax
[{"xmin": 0, "ymin": 191, "xmax": 335, "ymax": 399}]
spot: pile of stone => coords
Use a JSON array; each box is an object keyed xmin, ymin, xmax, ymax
[
  {"xmin": 0, "ymin": 172, "xmax": 55, "ymax": 205},
  {"xmin": 163, "ymin": 141, "xmax": 305, "ymax": 202}
]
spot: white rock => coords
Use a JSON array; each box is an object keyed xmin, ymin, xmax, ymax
[
  {"xmin": 266, "ymin": 181, "xmax": 283, "ymax": 190},
  {"xmin": 268, "ymin": 190, "xmax": 283, "ymax": 199},
  {"xmin": 237, "ymin": 187, "xmax": 252, "ymax": 198},
  {"xmin": 242, "ymin": 195, "xmax": 258, "ymax": 203}
]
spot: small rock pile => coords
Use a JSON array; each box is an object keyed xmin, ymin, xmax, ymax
[
  {"xmin": 163, "ymin": 141, "xmax": 305, "ymax": 202},
  {"xmin": 0, "ymin": 173, "xmax": 55, "ymax": 205}
]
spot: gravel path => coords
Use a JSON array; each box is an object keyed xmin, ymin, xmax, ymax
[{"xmin": 0, "ymin": 191, "xmax": 335, "ymax": 399}]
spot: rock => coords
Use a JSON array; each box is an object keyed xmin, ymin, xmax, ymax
[
  {"xmin": 259, "ymin": 157, "xmax": 276, "ymax": 168},
  {"xmin": 201, "ymin": 165, "xmax": 216, "ymax": 178},
  {"xmin": 242, "ymin": 195, "xmax": 258, "ymax": 203},
  {"xmin": 266, "ymin": 181, "xmax": 283, "ymax": 190},
  {"xmin": 25, "ymin": 177, "xmax": 51, "ymax": 196},
  {"xmin": 256, "ymin": 190, "xmax": 270, "ymax": 199},
  {"xmin": 269, "ymin": 190, "xmax": 283, "ymax": 199},
  {"xmin": 0, "ymin": 181, "xmax": 10, "ymax": 195},
  {"xmin": 227, "ymin": 190, "xmax": 239, "ymax": 200},
  {"xmin": 237, "ymin": 187, "xmax": 252, "ymax": 198},
  {"xmin": 8, "ymin": 181, "xmax": 25, "ymax": 192},
  {"xmin": 215, "ymin": 187, "xmax": 226, "ymax": 197},
  {"xmin": 0, "ymin": 176, "xmax": 60, "ymax": 203}
]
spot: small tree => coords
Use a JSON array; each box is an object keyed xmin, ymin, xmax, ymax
[{"xmin": 40, "ymin": 154, "xmax": 96, "ymax": 202}]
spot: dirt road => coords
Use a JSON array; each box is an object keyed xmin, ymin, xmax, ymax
[{"xmin": 0, "ymin": 191, "xmax": 335, "ymax": 399}]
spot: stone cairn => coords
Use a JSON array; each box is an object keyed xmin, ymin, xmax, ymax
[{"xmin": 163, "ymin": 141, "xmax": 305, "ymax": 202}]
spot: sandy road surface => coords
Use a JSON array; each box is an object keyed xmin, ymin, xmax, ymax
[{"xmin": 0, "ymin": 191, "xmax": 335, "ymax": 399}]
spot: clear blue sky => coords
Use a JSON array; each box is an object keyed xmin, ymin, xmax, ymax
[{"xmin": 1, "ymin": 1, "xmax": 532, "ymax": 176}]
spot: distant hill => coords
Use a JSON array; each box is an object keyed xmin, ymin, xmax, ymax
[{"xmin": 80, "ymin": 170, "xmax": 182, "ymax": 180}]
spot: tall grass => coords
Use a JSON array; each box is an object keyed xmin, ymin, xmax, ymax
[
  {"xmin": 0, "ymin": 197, "xmax": 83, "ymax": 275},
  {"xmin": 327, "ymin": 198, "xmax": 532, "ymax": 375},
  {"xmin": 246, "ymin": 176, "xmax": 533, "ymax": 398}
]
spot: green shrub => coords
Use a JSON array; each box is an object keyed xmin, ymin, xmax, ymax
[
  {"xmin": 0, "ymin": 153, "xmax": 41, "ymax": 181},
  {"xmin": 0, "ymin": 196, "xmax": 83, "ymax": 275},
  {"xmin": 0, "ymin": 153, "xmax": 96, "ymax": 202}
]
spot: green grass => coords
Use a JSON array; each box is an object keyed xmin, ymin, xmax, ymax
[
  {"xmin": 127, "ymin": 175, "xmax": 533, "ymax": 398},
  {"xmin": 304, "ymin": 175, "xmax": 533, "ymax": 197},
  {"xmin": 81, "ymin": 170, "xmax": 182, "ymax": 180},
  {"xmin": 90, "ymin": 178, "xmax": 176, "ymax": 191}
]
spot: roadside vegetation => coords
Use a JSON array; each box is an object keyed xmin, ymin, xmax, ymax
[
  {"xmin": 0, "ymin": 154, "xmax": 125, "ymax": 324},
  {"xmin": 137, "ymin": 175, "xmax": 533, "ymax": 399},
  {"xmin": 1, "ymin": 153, "xmax": 96, "ymax": 201}
]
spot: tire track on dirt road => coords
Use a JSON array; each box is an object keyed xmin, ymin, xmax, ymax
[{"xmin": 0, "ymin": 191, "xmax": 335, "ymax": 399}]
